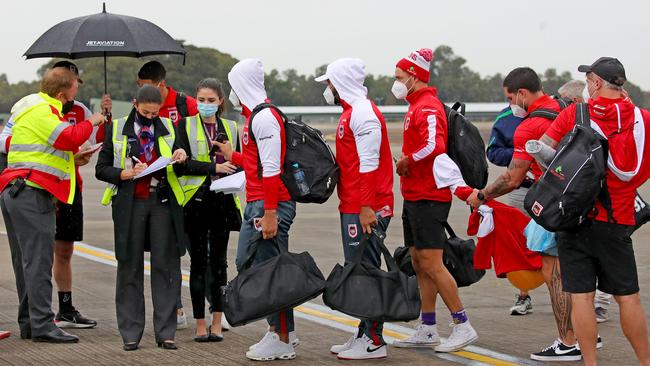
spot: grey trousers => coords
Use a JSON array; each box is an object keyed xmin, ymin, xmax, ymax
[
  {"xmin": 1, "ymin": 187, "xmax": 57, "ymax": 337},
  {"xmin": 115, "ymin": 193, "xmax": 181, "ymax": 344}
]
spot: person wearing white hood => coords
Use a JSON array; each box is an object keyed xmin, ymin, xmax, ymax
[
  {"xmin": 215, "ymin": 59, "xmax": 298, "ymax": 361},
  {"xmin": 315, "ymin": 58, "xmax": 394, "ymax": 360}
]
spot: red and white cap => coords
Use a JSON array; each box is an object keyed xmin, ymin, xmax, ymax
[{"xmin": 396, "ymin": 48, "xmax": 434, "ymax": 83}]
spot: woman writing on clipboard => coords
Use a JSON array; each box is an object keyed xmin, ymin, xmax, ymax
[
  {"xmin": 95, "ymin": 84, "xmax": 188, "ymax": 351},
  {"xmin": 176, "ymin": 78, "xmax": 242, "ymax": 342}
]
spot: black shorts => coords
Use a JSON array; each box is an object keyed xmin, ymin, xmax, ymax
[
  {"xmin": 55, "ymin": 186, "xmax": 83, "ymax": 242},
  {"xmin": 557, "ymin": 220, "xmax": 638, "ymax": 296},
  {"xmin": 402, "ymin": 200, "xmax": 451, "ymax": 249}
]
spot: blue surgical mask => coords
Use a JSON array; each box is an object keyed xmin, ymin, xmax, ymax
[{"xmin": 198, "ymin": 102, "xmax": 219, "ymax": 117}]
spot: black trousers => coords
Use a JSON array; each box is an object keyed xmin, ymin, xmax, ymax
[
  {"xmin": 116, "ymin": 192, "xmax": 181, "ymax": 344},
  {"xmin": 185, "ymin": 190, "xmax": 230, "ymax": 319}
]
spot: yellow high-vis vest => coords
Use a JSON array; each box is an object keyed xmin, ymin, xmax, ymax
[
  {"xmin": 101, "ymin": 117, "xmax": 184, "ymax": 206},
  {"xmin": 178, "ymin": 115, "xmax": 242, "ymax": 214},
  {"xmin": 8, "ymin": 92, "xmax": 76, "ymax": 203}
]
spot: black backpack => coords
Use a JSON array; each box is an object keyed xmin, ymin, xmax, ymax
[
  {"xmin": 524, "ymin": 103, "xmax": 615, "ymax": 231},
  {"xmin": 445, "ymin": 102, "xmax": 489, "ymax": 189},
  {"xmin": 634, "ymin": 193, "xmax": 650, "ymax": 233},
  {"xmin": 249, "ymin": 103, "xmax": 339, "ymax": 204}
]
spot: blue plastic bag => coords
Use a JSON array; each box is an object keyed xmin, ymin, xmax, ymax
[{"xmin": 524, "ymin": 220, "xmax": 556, "ymax": 253}]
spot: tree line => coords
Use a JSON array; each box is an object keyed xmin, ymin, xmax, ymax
[{"xmin": 1, "ymin": 44, "xmax": 647, "ymax": 114}]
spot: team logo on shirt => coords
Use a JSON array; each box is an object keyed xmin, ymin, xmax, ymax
[
  {"xmin": 168, "ymin": 108, "xmax": 178, "ymax": 123},
  {"xmin": 67, "ymin": 117, "xmax": 77, "ymax": 124},
  {"xmin": 243, "ymin": 131, "xmax": 249, "ymax": 145},
  {"xmin": 404, "ymin": 116, "xmax": 411, "ymax": 130},
  {"xmin": 338, "ymin": 124, "xmax": 345, "ymax": 139},
  {"xmin": 348, "ymin": 224, "xmax": 358, "ymax": 238}
]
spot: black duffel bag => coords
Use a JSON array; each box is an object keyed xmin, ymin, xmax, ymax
[
  {"xmin": 323, "ymin": 233, "xmax": 420, "ymax": 322},
  {"xmin": 223, "ymin": 233, "xmax": 326, "ymax": 327},
  {"xmin": 393, "ymin": 222, "xmax": 485, "ymax": 288}
]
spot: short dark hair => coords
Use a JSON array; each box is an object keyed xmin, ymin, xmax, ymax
[
  {"xmin": 138, "ymin": 61, "xmax": 166, "ymax": 83},
  {"xmin": 136, "ymin": 84, "xmax": 162, "ymax": 104},
  {"xmin": 503, "ymin": 67, "xmax": 542, "ymax": 93},
  {"xmin": 196, "ymin": 78, "xmax": 227, "ymax": 116}
]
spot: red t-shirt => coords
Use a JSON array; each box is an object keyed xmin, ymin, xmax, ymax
[
  {"xmin": 545, "ymin": 97, "xmax": 650, "ymax": 225},
  {"xmin": 512, "ymin": 95, "xmax": 561, "ymax": 180},
  {"xmin": 159, "ymin": 87, "xmax": 198, "ymax": 126}
]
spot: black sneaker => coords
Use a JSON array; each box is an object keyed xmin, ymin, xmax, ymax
[
  {"xmin": 530, "ymin": 339, "xmax": 581, "ymax": 361},
  {"xmin": 55, "ymin": 309, "xmax": 98, "ymax": 329}
]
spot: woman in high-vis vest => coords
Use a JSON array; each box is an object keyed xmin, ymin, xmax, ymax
[
  {"xmin": 95, "ymin": 85, "xmax": 188, "ymax": 351},
  {"xmin": 175, "ymin": 78, "xmax": 242, "ymax": 342}
]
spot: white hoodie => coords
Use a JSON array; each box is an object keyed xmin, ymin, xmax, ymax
[
  {"xmin": 228, "ymin": 59, "xmax": 283, "ymax": 178},
  {"xmin": 319, "ymin": 58, "xmax": 381, "ymax": 173}
]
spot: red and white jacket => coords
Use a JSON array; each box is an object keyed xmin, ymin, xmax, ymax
[
  {"xmin": 228, "ymin": 59, "xmax": 290, "ymax": 210},
  {"xmin": 401, "ymin": 86, "xmax": 451, "ymax": 202},
  {"xmin": 325, "ymin": 58, "xmax": 393, "ymax": 214}
]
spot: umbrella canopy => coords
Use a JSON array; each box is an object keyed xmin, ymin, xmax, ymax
[
  {"xmin": 24, "ymin": 3, "xmax": 185, "ymax": 93},
  {"xmin": 24, "ymin": 3, "xmax": 185, "ymax": 59}
]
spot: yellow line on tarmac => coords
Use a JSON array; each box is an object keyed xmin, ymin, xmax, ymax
[{"xmin": 74, "ymin": 244, "xmax": 518, "ymax": 366}]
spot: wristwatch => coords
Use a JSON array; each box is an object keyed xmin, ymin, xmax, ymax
[{"xmin": 477, "ymin": 190, "xmax": 485, "ymax": 201}]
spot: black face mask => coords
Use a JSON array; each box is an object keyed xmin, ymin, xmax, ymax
[
  {"xmin": 136, "ymin": 111, "xmax": 154, "ymax": 127},
  {"xmin": 61, "ymin": 100, "xmax": 74, "ymax": 115}
]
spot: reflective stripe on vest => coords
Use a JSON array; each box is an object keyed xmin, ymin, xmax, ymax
[{"xmin": 101, "ymin": 117, "xmax": 185, "ymax": 206}]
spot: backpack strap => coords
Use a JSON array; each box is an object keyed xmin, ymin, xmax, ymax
[
  {"xmin": 442, "ymin": 221, "xmax": 458, "ymax": 239},
  {"xmin": 175, "ymin": 92, "xmax": 189, "ymax": 118},
  {"xmin": 528, "ymin": 108, "xmax": 560, "ymax": 121},
  {"xmin": 248, "ymin": 103, "xmax": 288, "ymax": 180},
  {"xmin": 575, "ymin": 103, "xmax": 617, "ymax": 224}
]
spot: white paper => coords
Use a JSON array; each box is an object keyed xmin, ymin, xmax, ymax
[
  {"xmin": 210, "ymin": 171, "xmax": 246, "ymax": 193},
  {"xmin": 79, "ymin": 143, "xmax": 103, "ymax": 155},
  {"xmin": 133, "ymin": 157, "xmax": 173, "ymax": 179}
]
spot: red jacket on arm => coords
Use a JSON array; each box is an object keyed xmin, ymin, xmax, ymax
[{"xmin": 401, "ymin": 86, "xmax": 451, "ymax": 202}]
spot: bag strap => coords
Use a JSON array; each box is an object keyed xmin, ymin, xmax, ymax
[
  {"xmin": 442, "ymin": 221, "xmax": 458, "ymax": 239},
  {"xmin": 175, "ymin": 92, "xmax": 189, "ymax": 118},
  {"xmin": 451, "ymin": 102, "xmax": 466, "ymax": 116},
  {"xmin": 248, "ymin": 103, "xmax": 288, "ymax": 180},
  {"xmin": 240, "ymin": 231, "xmax": 284, "ymax": 270},
  {"xmin": 575, "ymin": 103, "xmax": 617, "ymax": 224},
  {"xmin": 528, "ymin": 108, "xmax": 560, "ymax": 121}
]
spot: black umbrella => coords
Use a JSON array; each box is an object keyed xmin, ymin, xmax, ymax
[{"xmin": 24, "ymin": 3, "xmax": 185, "ymax": 94}]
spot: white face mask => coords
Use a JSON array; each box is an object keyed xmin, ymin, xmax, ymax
[
  {"xmin": 391, "ymin": 79, "xmax": 410, "ymax": 100},
  {"xmin": 229, "ymin": 89, "xmax": 242, "ymax": 111},
  {"xmin": 323, "ymin": 86, "xmax": 336, "ymax": 105},
  {"xmin": 581, "ymin": 85, "xmax": 591, "ymax": 103},
  {"xmin": 510, "ymin": 93, "xmax": 527, "ymax": 118}
]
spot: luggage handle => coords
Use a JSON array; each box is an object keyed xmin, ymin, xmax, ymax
[
  {"xmin": 351, "ymin": 231, "xmax": 400, "ymax": 272},
  {"xmin": 451, "ymin": 102, "xmax": 466, "ymax": 116},
  {"xmin": 241, "ymin": 231, "xmax": 286, "ymax": 270}
]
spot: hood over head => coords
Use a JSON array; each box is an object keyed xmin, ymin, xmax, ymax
[
  {"xmin": 315, "ymin": 58, "xmax": 368, "ymax": 105},
  {"xmin": 228, "ymin": 59, "xmax": 268, "ymax": 112}
]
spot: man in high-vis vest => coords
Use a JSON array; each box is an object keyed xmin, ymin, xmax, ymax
[
  {"xmin": 0, "ymin": 67, "xmax": 106, "ymax": 343},
  {"xmin": 95, "ymin": 85, "xmax": 188, "ymax": 351}
]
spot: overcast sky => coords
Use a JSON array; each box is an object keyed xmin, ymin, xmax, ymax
[{"xmin": 2, "ymin": 0, "xmax": 649, "ymax": 89}]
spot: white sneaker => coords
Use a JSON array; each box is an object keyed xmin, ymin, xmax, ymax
[
  {"xmin": 434, "ymin": 321, "xmax": 478, "ymax": 353},
  {"xmin": 250, "ymin": 331, "xmax": 300, "ymax": 351},
  {"xmin": 337, "ymin": 334, "xmax": 387, "ymax": 360},
  {"xmin": 246, "ymin": 332, "xmax": 296, "ymax": 361},
  {"xmin": 392, "ymin": 323, "xmax": 440, "ymax": 348},
  {"xmin": 221, "ymin": 317, "xmax": 230, "ymax": 331},
  {"xmin": 176, "ymin": 309, "xmax": 188, "ymax": 330},
  {"xmin": 330, "ymin": 329, "xmax": 361, "ymax": 354}
]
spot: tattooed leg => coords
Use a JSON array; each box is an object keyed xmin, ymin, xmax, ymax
[{"xmin": 542, "ymin": 256, "xmax": 576, "ymax": 345}]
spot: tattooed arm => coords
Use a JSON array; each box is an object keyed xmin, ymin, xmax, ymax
[
  {"xmin": 539, "ymin": 133, "xmax": 560, "ymax": 150},
  {"xmin": 466, "ymin": 157, "xmax": 531, "ymax": 208}
]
